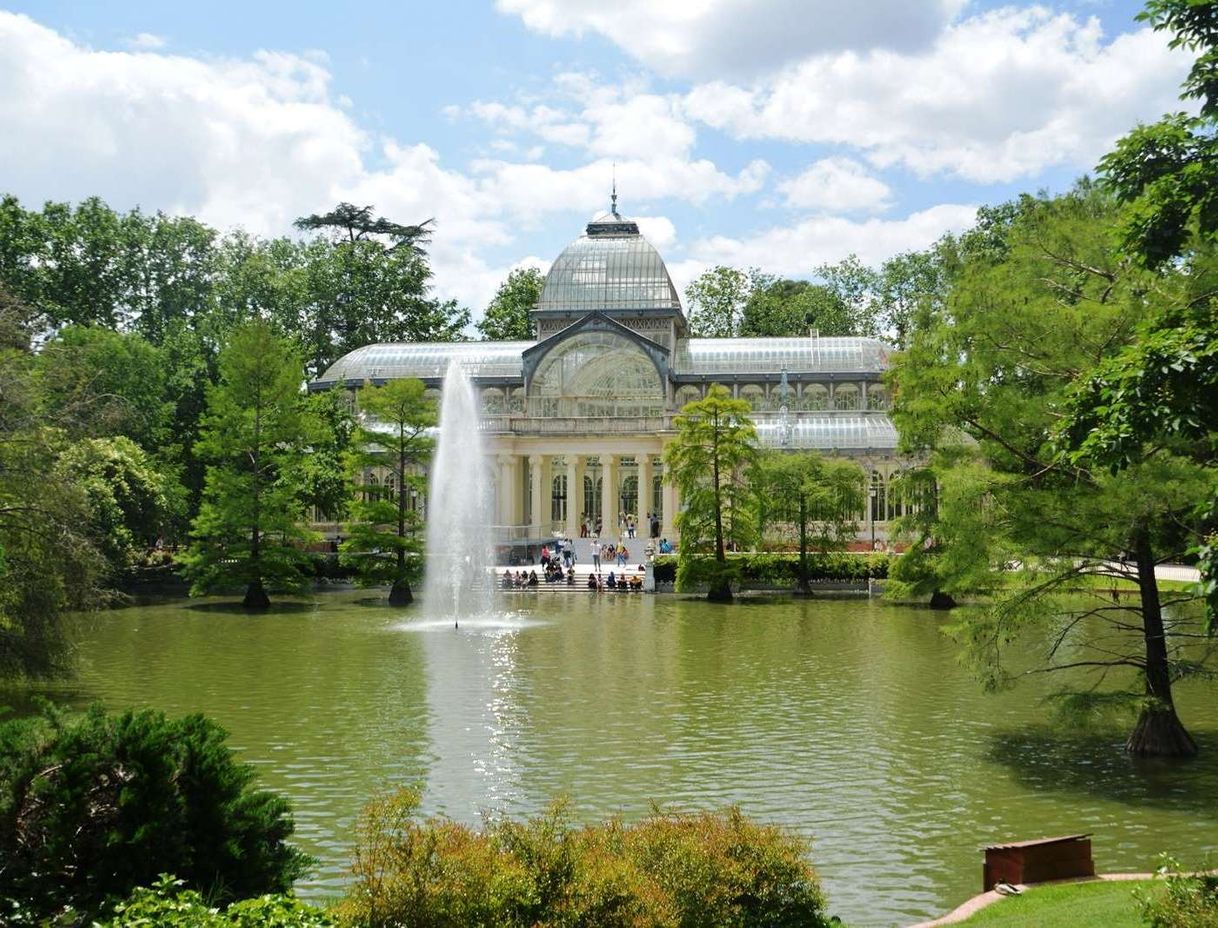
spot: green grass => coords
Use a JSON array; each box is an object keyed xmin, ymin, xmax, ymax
[{"xmin": 951, "ymin": 879, "xmax": 1158, "ymax": 927}]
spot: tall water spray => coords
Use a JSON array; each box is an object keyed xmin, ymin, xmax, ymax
[{"xmin": 422, "ymin": 359, "xmax": 495, "ymax": 624}]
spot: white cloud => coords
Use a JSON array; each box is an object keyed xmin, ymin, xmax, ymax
[
  {"xmin": 634, "ymin": 215, "xmax": 676, "ymax": 250},
  {"xmin": 497, "ymin": 0, "xmax": 965, "ymax": 79},
  {"xmin": 128, "ymin": 32, "xmax": 166, "ymax": 50},
  {"xmin": 666, "ymin": 203, "xmax": 977, "ymax": 293},
  {"xmin": 777, "ymin": 157, "xmax": 892, "ymax": 213},
  {"xmin": 684, "ymin": 7, "xmax": 1190, "ymax": 182}
]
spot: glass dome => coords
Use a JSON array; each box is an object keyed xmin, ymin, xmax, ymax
[{"xmin": 537, "ymin": 213, "xmax": 683, "ymax": 313}]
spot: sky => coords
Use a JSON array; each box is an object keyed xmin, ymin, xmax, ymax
[{"xmin": 0, "ymin": 0, "xmax": 1191, "ymax": 320}]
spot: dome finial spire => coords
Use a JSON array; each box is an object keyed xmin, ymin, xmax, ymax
[{"xmin": 611, "ymin": 162, "xmax": 618, "ymax": 216}]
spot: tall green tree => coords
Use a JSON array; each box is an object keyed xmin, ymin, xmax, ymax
[
  {"xmin": 340, "ymin": 379, "xmax": 436, "ymax": 605},
  {"xmin": 684, "ymin": 266, "xmax": 751, "ymax": 337},
  {"xmin": 890, "ymin": 184, "xmax": 1213, "ymax": 756},
  {"xmin": 664, "ymin": 384, "xmax": 758, "ymax": 602},
  {"xmin": 0, "ymin": 292, "xmax": 104, "ymax": 677},
  {"xmin": 476, "ymin": 267, "xmax": 543, "ymax": 341},
  {"xmin": 755, "ymin": 451, "xmax": 864, "ymax": 593},
  {"xmin": 178, "ymin": 319, "xmax": 318, "ymax": 609}
]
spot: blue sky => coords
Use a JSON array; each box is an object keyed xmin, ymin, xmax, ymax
[{"xmin": 0, "ymin": 1, "xmax": 1186, "ymax": 316}]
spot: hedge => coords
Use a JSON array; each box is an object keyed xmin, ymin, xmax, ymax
[{"xmin": 653, "ymin": 551, "xmax": 889, "ymax": 588}]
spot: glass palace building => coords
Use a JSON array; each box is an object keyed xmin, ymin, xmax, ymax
[{"xmin": 311, "ymin": 208, "xmax": 907, "ymax": 545}]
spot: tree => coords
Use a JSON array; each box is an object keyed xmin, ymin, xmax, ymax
[
  {"xmin": 683, "ymin": 266, "xmax": 751, "ymax": 337},
  {"xmin": 889, "ymin": 184, "xmax": 1213, "ymax": 756},
  {"xmin": 0, "ymin": 292, "xmax": 105, "ymax": 677},
  {"xmin": 35, "ymin": 325, "xmax": 170, "ymax": 452},
  {"xmin": 340, "ymin": 379, "xmax": 436, "ymax": 605},
  {"xmin": 755, "ymin": 451, "xmax": 864, "ymax": 593},
  {"xmin": 664, "ymin": 385, "xmax": 758, "ymax": 602},
  {"xmin": 55, "ymin": 436, "xmax": 175, "ymax": 581},
  {"xmin": 476, "ymin": 267, "xmax": 543, "ymax": 341},
  {"xmin": 740, "ymin": 276, "xmax": 854, "ymax": 337},
  {"xmin": 293, "ymin": 201, "xmax": 432, "ymax": 252},
  {"xmin": 178, "ymin": 319, "xmax": 318, "ymax": 609}
]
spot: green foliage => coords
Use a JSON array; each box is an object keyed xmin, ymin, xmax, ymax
[
  {"xmin": 178, "ymin": 319, "xmax": 318, "ymax": 604},
  {"xmin": 659, "ymin": 551, "xmax": 889, "ymax": 589},
  {"xmin": 335, "ymin": 788, "xmax": 831, "ymax": 928},
  {"xmin": 55, "ymin": 436, "xmax": 176, "ymax": 579},
  {"xmin": 341, "ymin": 379, "xmax": 436, "ymax": 594},
  {"xmin": 684, "ymin": 265, "xmax": 752, "ymax": 337},
  {"xmin": 1138, "ymin": 856, "xmax": 1218, "ymax": 928},
  {"xmin": 0, "ymin": 296, "xmax": 105, "ymax": 677},
  {"xmin": 0, "ymin": 705, "xmax": 312, "ymax": 924},
  {"xmin": 92, "ymin": 875, "xmax": 333, "ymax": 928},
  {"xmin": 889, "ymin": 183, "xmax": 1213, "ymax": 752},
  {"xmin": 740, "ymin": 276, "xmax": 852, "ymax": 338},
  {"xmin": 35, "ymin": 325, "xmax": 170, "ymax": 450},
  {"xmin": 665, "ymin": 385, "xmax": 759, "ymax": 600},
  {"xmin": 477, "ymin": 266, "xmax": 543, "ymax": 341}
]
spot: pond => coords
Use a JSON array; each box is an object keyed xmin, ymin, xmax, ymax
[{"xmin": 14, "ymin": 590, "xmax": 1218, "ymax": 927}]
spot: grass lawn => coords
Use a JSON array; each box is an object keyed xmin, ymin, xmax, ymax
[{"xmin": 951, "ymin": 879, "xmax": 1158, "ymax": 927}]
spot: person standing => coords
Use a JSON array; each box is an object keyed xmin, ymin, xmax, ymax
[{"xmin": 591, "ymin": 535, "xmax": 601, "ymax": 572}]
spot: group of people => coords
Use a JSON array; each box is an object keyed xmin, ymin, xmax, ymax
[
  {"xmin": 501, "ymin": 569, "xmax": 539, "ymax": 588},
  {"xmin": 501, "ymin": 565, "xmax": 575, "ymax": 588},
  {"xmin": 590, "ymin": 540, "xmax": 636, "ymax": 570},
  {"xmin": 540, "ymin": 539, "xmax": 576, "ymax": 570},
  {"xmin": 586, "ymin": 571, "xmax": 644, "ymax": 592}
]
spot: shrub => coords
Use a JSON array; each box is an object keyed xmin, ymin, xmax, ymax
[
  {"xmin": 1138, "ymin": 856, "xmax": 1218, "ymax": 928},
  {"xmin": 93, "ymin": 875, "xmax": 332, "ymax": 927},
  {"xmin": 335, "ymin": 789, "xmax": 832, "ymax": 928},
  {"xmin": 657, "ymin": 552, "xmax": 889, "ymax": 591},
  {"xmin": 0, "ymin": 704, "xmax": 313, "ymax": 923}
]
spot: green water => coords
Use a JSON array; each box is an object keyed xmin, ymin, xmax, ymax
[{"xmin": 13, "ymin": 590, "xmax": 1218, "ymax": 927}]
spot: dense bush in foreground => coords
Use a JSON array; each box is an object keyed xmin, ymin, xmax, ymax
[
  {"xmin": 655, "ymin": 552, "xmax": 889, "ymax": 588},
  {"xmin": 0, "ymin": 705, "xmax": 312, "ymax": 924},
  {"xmin": 1139, "ymin": 858, "xmax": 1218, "ymax": 928},
  {"xmin": 335, "ymin": 790, "xmax": 832, "ymax": 928}
]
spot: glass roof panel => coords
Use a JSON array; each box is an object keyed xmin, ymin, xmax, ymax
[
  {"xmin": 317, "ymin": 341, "xmax": 533, "ymax": 383},
  {"xmin": 675, "ymin": 337, "xmax": 890, "ymax": 374},
  {"xmin": 755, "ymin": 414, "xmax": 898, "ymax": 450}
]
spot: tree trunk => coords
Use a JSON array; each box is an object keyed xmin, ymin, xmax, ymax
[
  {"xmin": 243, "ymin": 578, "xmax": 270, "ymax": 610},
  {"xmin": 1127, "ymin": 528, "xmax": 1197, "ymax": 757},
  {"xmin": 929, "ymin": 590, "xmax": 956, "ymax": 610},
  {"xmin": 797, "ymin": 494, "xmax": 810, "ymax": 595},
  {"xmin": 707, "ymin": 580, "xmax": 734, "ymax": 603},
  {"xmin": 389, "ymin": 577, "xmax": 413, "ymax": 606}
]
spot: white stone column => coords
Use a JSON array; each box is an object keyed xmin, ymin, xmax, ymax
[
  {"xmin": 638, "ymin": 454, "xmax": 653, "ymax": 528},
  {"xmin": 662, "ymin": 478, "xmax": 678, "ymax": 542},
  {"xmin": 600, "ymin": 454, "xmax": 617, "ymax": 539},
  {"xmin": 529, "ymin": 454, "xmax": 544, "ymax": 538},
  {"xmin": 497, "ymin": 454, "xmax": 514, "ymax": 527},
  {"xmin": 565, "ymin": 456, "xmax": 579, "ymax": 539}
]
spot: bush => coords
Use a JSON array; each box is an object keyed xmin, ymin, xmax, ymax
[
  {"xmin": 335, "ymin": 789, "xmax": 832, "ymax": 928},
  {"xmin": 0, "ymin": 704, "xmax": 313, "ymax": 923},
  {"xmin": 1138, "ymin": 857, "xmax": 1218, "ymax": 928},
  {"xmin": 657, "ymin": 552, "xmax": 889, "ymax": 591},
  {"xmin": 92, "ymin": 875, "xmax": 332, "ymax": 927}
]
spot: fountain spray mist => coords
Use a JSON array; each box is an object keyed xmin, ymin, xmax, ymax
[{"xmin": 422, "ymin": 359, "xmax": 495, "ymax": 626}]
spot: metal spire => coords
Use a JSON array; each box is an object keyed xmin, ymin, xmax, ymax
[{"xmin": 611, "ymin": 162, "xmax": 618, "ymax": 215}]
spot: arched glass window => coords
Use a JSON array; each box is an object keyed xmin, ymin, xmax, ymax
[
  {"xmin": 529, "ymin": 330, "xmax": 665, "ymax": 418},
  {"xmin": 674, "ymin": 385, "xmax": 702, "ymax": 410},
  {"xmin": 867, "ymin": 385, "xmax": 888, "ymax": 411},
  {"xmin": 620, "ymin": 475, "xmax": 638, "ymax": 518},
  {"xmin": 551, "ymin": 473, "xmax": 567, "ymax": 523},
  {"xmin": 481, "ymin": 388, "xmax": 505, "ymax": 415},
  {"xmin": 508, "ymin": 387, "xmax": 526, "ymax": 414},
  {"xmin": 385, "ymin": 474, "xmax": 396, "ymax": 501},
  {"xmin": 583, "ymin": 474, "xmax": 602, "ymax": 524},
  {"xmin": 364, "ymin": 472, "xmax": 380, "ymax": 503},
  {"xmin": 835, "ymin": 384, "xmax": 861, "ymax": 411},
  {"xmin": 800, "ymin": 384, "xmax": 829, "ymax": 410},
  {"xmin": 739, "ymin": 384, "xmax": 765, "ymax": 410}
]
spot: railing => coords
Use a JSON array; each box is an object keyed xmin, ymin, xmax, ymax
[{"xmin": 479, "ymin": 416, "xmax": 671, "ymax": 434}]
